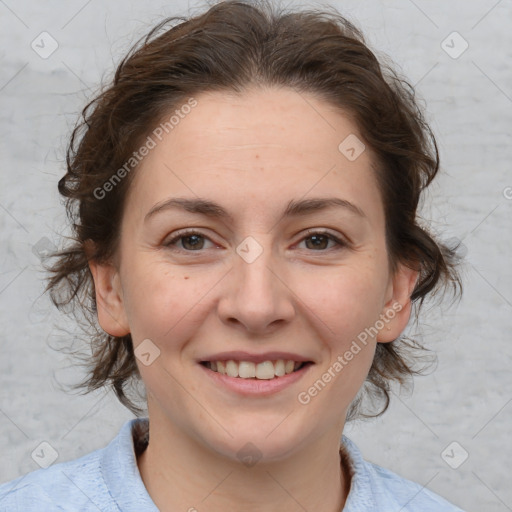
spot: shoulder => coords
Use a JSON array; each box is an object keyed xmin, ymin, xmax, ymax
[
  {"xmin": 0, "ymin": 418, "xmax": 150, "ymax": 512},
  {"xmin": 0, "ymin": 446, "xmax": 115, "ymax": 512},
  {"xmin": 0, "ymin": 418, "xmax": 154, "ymax": 512},
  {"xmin": 364, "ymin": 460, "xmax": 465, "ymax": 511},
  {"xmin": 341, "ymin": 436, "xmax": 466, "ymax": 512}
]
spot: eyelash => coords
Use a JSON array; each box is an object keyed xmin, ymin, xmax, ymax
[{"xmin": 164, "ymin": 229, "xmax": 348, "ymax": 253}]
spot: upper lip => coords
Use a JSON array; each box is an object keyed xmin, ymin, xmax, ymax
[{"xmin": 199, "ymin": 351, "xmax": 313, "ymax": 364}]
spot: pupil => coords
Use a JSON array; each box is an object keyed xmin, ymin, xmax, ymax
[
  {"xmin": 184, "ymin": 235, "xmax": 203, "ymax": 250},
  {"xmin": 307, "ymin": 235, "xmax": 327, "ymax": 250}
]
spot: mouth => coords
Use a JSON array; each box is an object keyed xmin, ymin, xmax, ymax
[{"xmin": 200, "ymin": 359, "xmax": 313, "ymax": 380}]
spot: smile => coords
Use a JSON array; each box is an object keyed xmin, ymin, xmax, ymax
[{"xmin": 201, "ymin": 359, "xmax": 309, "ymax": 380}]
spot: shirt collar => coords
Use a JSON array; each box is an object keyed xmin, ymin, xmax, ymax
[
  {"xmin": 100, "ymin": 417, "xmax": 158, "ymax": 511},
  {"xmin": 340, "ymin": 434, "xmax": 378, "ymax": 511},
  {"xmin": 100, "ymin": 418, "xmax": 378, "ymax": 511}
]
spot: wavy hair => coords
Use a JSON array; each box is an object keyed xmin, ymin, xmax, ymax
[{"xmin": 45, "ymin": 0, "xmax": 463, "ymax": 419}]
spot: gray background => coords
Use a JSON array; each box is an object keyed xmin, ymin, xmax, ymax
[{"xmin": 1, "ymin": 1, "xmax": 511, "ymax": 511}]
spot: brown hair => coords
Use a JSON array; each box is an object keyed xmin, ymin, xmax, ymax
[{"xmin": 45, "ymin": 0, "xmax": 462, "ymax": 420}]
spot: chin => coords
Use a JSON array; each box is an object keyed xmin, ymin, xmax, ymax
[{"xmin": 194, "ymin": 413, "xmax": 312, "ymax": 464}]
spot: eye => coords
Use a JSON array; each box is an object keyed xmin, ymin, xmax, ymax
[
  {"xmin": 297, "ymin": 230, "xmax": 347, "ymax": 251},
  {"xmin": 164, "ymin": 228, "xmax": 348, "ymax": 253},
  {"xmin": 164, "ymin": 230, "xmax": 216, "ymax": 251}
]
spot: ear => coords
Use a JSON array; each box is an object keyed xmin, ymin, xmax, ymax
[
  {"xmin": 86, "ymin": 241, "xmax": 130, "ymax": 337},
  {"xmin": 376, "ymin": 262, "xmax": 419, "ymax": 343}
]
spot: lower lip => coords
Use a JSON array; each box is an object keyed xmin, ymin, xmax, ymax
[{"xmin": 199, "ymin": 363, "xmax": 313, "ymax": 396}]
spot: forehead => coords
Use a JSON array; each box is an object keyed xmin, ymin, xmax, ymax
[
  {"xmin": 125, "ymin": 86, "xmax": 383, "ymax": 228},
  {"xmin": 164, "ymin": 86, "xmax": 360, "ymax": 162}
]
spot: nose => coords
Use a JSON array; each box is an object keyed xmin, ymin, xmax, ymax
[{"xmin": 217, "ymin": 236, "xmax": 296, "ymax": 335}]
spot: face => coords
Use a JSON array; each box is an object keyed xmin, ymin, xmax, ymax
[{"xmin": 90, "ymin": 86, "xmax": 417, "ymax": 462}]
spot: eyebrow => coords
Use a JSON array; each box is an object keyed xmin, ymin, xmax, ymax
[{"xmin": 144, "ymin": 196, "xmax": 367, "ymax": 224}]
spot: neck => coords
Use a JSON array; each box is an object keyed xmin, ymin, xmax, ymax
[{"xmin": 137, "ymin": 414, "xmax": 351, "ymax": 512}]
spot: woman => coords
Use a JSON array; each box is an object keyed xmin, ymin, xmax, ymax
[{"xmin": 0, "ymin": 0, "xmax": 464, "ymax": 510}]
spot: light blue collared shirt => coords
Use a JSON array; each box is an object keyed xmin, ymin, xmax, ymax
[{"xmin": 0, "ymin": 418, "xmax": 465, "ymax": 511}]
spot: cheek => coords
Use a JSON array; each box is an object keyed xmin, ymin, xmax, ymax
[
  {"xmin": 121, "ymin": 256, "xmax": 210, "ymax": 344},
  {"xmin": 121, "ymin": 241, "xmax": 388, "ymax": 352},
  {"xmin": 295, "ymin": 268, "xmax": 382, "ymax": 411},
  {"xmin": 297, "ymin": 262, "xmax": 387, "ymax": 343}
]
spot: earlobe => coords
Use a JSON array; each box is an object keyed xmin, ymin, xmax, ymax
[
  {"xmin": 377, "ymin": 263, "xmax": 419, "ymax": 343},
  {"xmin": 88, "ymin": 256, "xmax": 130, "ymax": 338}
]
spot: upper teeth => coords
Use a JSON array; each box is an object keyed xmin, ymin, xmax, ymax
[{"xmin": 206, "ymin": 360, "xmax": 302, "ymax": 379}]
